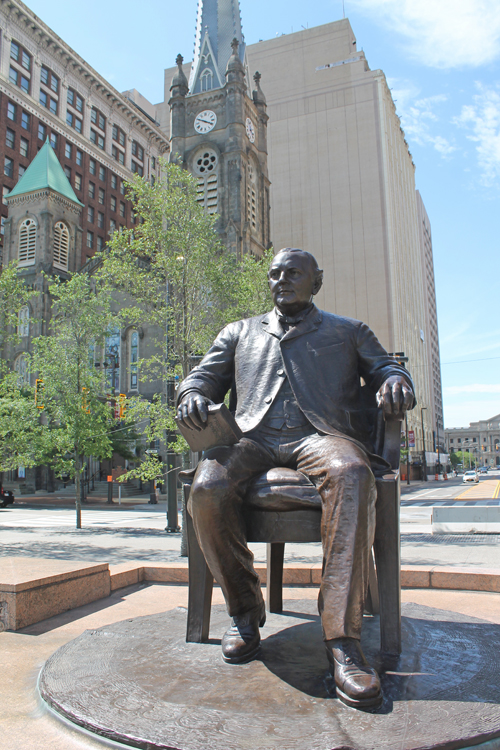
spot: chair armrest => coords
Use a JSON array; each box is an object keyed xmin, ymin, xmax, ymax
[{"xmin": 381, "ymin": 414, "xmax": 403, "ymax": 471}]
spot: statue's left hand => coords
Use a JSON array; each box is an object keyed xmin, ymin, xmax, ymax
[{"xmin": 376, "ymin": 376, "xmax": 414, "ymax": 418}]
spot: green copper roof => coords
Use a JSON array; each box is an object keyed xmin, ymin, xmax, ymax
[{"xmin": 6, "ymin": 138, "xmax": 84, "ymax": 206}]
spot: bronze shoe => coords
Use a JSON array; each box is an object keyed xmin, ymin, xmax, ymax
[
  {"xmin": 326, "ymin": 637, "xmax": 383, "ymax": 710},
  {"xmin": 221, "ymin": 604, "xmax": 266, "ymax": 664}
]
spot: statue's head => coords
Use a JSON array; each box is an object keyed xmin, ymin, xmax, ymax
[{"xmin": 268, "ymin": 248, "xmax": 323, "ymax": 315}]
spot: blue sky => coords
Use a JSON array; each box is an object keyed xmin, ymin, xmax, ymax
[{"xmin": 24, "ymin": 0, "xmax": 500, "ymax": 428}]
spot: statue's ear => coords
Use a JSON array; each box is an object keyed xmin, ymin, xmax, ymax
[{"xmin": 312, "ymin": 271, "xmax": 323, "ymax": 296}]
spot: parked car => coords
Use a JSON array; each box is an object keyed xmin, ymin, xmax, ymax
[
  {"xmin": 462, "ymin": 470, "xmax": 479, "ymax": 483},
  {"xmin": 479, "ymin": 467, "xmax": 488, "ymax": 474}
]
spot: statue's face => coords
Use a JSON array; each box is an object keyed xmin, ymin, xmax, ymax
[{"xmin": 268, "ymin": 251, "xmax": 321, "ymax": 315}]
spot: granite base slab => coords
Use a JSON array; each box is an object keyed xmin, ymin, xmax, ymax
[{"xmin": 39, "ymin": 600, "xmax": 500, "ymax": 750}]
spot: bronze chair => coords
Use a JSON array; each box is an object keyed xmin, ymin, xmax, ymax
[{"xmin": 181, "ymin": 404, "xmax": 403, "ymax": 656}]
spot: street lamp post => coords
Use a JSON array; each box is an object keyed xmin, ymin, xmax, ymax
[{"xmin": 421, "ymin": 407, "xmax": 428, "ymax": 482}]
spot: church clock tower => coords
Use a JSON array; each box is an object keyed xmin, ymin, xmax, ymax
[{"xmin": 169, "ymin": 0, "xmax": 271, "ymax": 257}]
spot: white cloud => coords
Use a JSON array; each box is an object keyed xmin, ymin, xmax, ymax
[
  {"xmin": 387, "ymin": 80, "xmax": 456, "ymax": 155},
  {"xmin": 454, "ymin": 83, "xmax": 500, "ymax": 185},
  {"xmin": 444, "ymin": 384, "xmax": 500, "ymax": 395},
  {"xmin": 351, "ymin": 0, "xmax": 500, "ymax": 68}
]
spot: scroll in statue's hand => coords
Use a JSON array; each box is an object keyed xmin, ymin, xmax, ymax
[
  {"xmin": 376, "ymin": 376, "xmax": 414, "ymax": 419},
  {"xmin": 176, "ymin": 393, "xmax": 212, "ymax": 431}
]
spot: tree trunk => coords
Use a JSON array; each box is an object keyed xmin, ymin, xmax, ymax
[{"xmin": 75, "ymin": 455, "xmax": 82, "ymax": 529}]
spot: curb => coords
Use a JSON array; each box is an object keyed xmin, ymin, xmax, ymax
[{"xmin": 109, "ymin": 562, "xmax": 500, "ymax": 594}]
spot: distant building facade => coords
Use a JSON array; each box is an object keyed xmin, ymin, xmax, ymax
[
  {"xmin": 0, "ymin": 0, "xmax": 169, "ymax": 269},
  {"xmin": 445, "ymin": 415, "xmax": 500, "ymax": 468}
]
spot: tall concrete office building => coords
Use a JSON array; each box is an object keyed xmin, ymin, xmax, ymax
[{"xmin": 157, "ymin": 13, "xmax": 442, "ymax": 457}]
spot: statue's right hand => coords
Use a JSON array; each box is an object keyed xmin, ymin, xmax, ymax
[{"xmin": 176, "ymin": 393, "xmax": 211, "ymax": 432}]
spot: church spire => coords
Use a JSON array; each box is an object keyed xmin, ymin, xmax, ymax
[{"xmin": 189, "ymin": 0, "xmax": 249, "ymax": 95}]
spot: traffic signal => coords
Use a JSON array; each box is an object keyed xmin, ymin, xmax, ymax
[
  {"xmin": 118, "ymin": 393, "xmax": 127, "ymax": 418},
  {"xmin": 35, "ymin": 378, "xmax": 44, "ymax": 409},
  {"xmin": 81, "ymin": 387, "xmax": 90, "ymax": 414}
]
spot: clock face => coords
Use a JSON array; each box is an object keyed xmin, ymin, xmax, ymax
[
  {"xmin": 194, "ymin": 110, "xmax": 217, "ymax": 134},
  {"xmin": 246, "ymin": 117, "xmax": 256, "ymax": 143}
]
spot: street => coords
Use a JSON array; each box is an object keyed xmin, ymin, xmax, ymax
[{"xmin": 1, "ymin": 474, "xmax": 499, "ymax": 570}]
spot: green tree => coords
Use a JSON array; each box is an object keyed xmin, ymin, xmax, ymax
[
  {"xmin": 450, "ymin": 451, "xmax": 476, "ymax": 470},
  {"xmin": 31, "ymin": 272, "xmax": 131, "ymax": 528},
  {"xmin": 0, "ymin": 260, "xmax": 36, "ymax": 352},
  {"xmin": 97, "ymin": 159, "xmax": 273, "ymax": 483}
]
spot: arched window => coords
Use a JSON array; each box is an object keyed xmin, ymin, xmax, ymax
[
  {"xmin": 14, "ymin": 353, "xmax": 29, "ymax": 385},
  {"xmin": 53, "ymin": 221, "xmax": 69, "ymax": 271},
  {"xmin": 247, "ymin": 162, "xmax": 257, "ymax": 231},
  {"xmin": 18, "ymin": 218, "xmax": 36, "ymax": 266},
  {"xmin": 129, "ymin": 329, "xmax": 139, "ymax": 390},
  {"xmin": 17, "ymin": 306, "xmax": 29, "ymax": 337},
  {"xmin": 200, "ymin": 68, "xmax": 213, "ymax": 92},
  {"xmin": 193, "ymin": 149, "xmax": 218, "ymax": 214},
  {"xmin": 105, "ymin": 328, "xmax": 120, "ymax": 394}
]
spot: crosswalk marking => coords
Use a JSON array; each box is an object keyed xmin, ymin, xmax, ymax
[{"xmin": 0, "ymin": 510, "xmax": 166, "ymax": 528}]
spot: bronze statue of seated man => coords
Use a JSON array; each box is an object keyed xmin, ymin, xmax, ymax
[{"xmin": 176, "ymin": 248, "xmax": 415, "ymax": 710}]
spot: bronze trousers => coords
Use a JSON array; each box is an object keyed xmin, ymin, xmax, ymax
[{"xmin": 188, "ymin": 427, "xmax": 377, "ymax": 641}]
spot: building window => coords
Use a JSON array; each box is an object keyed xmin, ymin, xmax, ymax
[
  {"xmin": 97, "ymin": 212, "xmax": 104, "ymax": 229},
  {"xmin": 38, "ymin": 123, "xmax": 46, "ymax": 141},
  {"xmin": 20, "ymin": 138, "xmax": 29, "ymax": 158},
  {"xmin": 193, "ymin": 148, "xmax": 218, "ymax": 214},
  {"xmin": 91, "ymin": 107, "xmax": 106, "ymax": 131},
  {"xmin": 74, "ymin": 173, "xmax": 82, "ymax": 191},
  {"xmin": 18, "ymin": 165, "xmax": 26, "ymax": 178},
  {"xmin": 131, "ymin": 141, "xmax": 144, "ymax": 161},
  {"xmin": 65, "ymin": 143, "xmax": 72, "ymax": 159},
  {"xmin": 88, "ymin": 206, "xmax": 94, "ymax": 223},
  {"xmin": 110, "ymin": 196, "xmax": 116, "ymax": 212},
  {"xmin": 129, "ymin": 329, "xmax": 139, "ymax": 389},
  {"xmin": 105, "ymin": 329, "xmax": 120, "ymax": 393},
  {"xmin": 86, "ymin": 230, "xmax": 94, "ymax": 249},
  {"xmin": 90, "ymin": 129, "xmax": 105, "ymax": 150},
  {"xmin": 7, "ymin": 102, "xmax": 16, "ymax": 121},
  {"xmin": 40, "ymin": 65, "xmax": 59, "ymax": 94},
  {"xmin": 66, "ymin": 111, "xmax": 82, "ymax": 133},
  {"xmin": 111, "ymin": 174, "xmax": 117, "ymax": 189},
  {"xmin": 3, "ymin": 186, "xmax": 9, "ymax": 205},
  {"xmin": 151, "ymin": 156, "xmax": 156, "ymax": 170},
  {"xmin": 17, "ymin": 306, "xmax": 30, "ymax": 337},
  {"xmin": 76, "ymin": 149, "xmax": 83, "ymax": 166},
  {"xmin": 6, "ymin": 129, "xmax": 15, "ymax": 150},
  {"xmin": 39, "ymin": 89, "xmax": 57, "ymax": 115},
  {"xmin": 112, "ymin": 125, "xmax": 125, "ymax": 147},
  {"xmin": 1, "ymin": 217, "xmax": 5, "ymax": 235},
  {"xmin": 120, "ymin": 180, "xmax": 125, "ymax": 196},
  {"xmin": 10, "ymin": 66, "xmax": 30, "ymax": 94},
  {"xmin": 98, "ymin": 188, "xmax": 105, "ymax": 205},
  {"xmin": 64, "ymin": 166, "xmax": 71, "ymax": 181},
  {"xmin": 14, "ymin": 353, "xmax": 29, "ymax": 386},
  {"xmin": 67, "ymin": 88, "xmax": 83, "ymax": 113},
  {"xmin": 4, "ymin": 157, "xmax": 14, "ymax": 178},
  {"xmin": 97, "ymin": 236, "xmax": 105, "ymax": 251},
  {"xmin": 53, "ymin": 221, "xmax": 69, "ymax": 271},
  {"xmin": 119, "ymin": 202, "xmax": 126, "ymax": 218},
  {"xmin": 99, "ymin": 165, "xmax": 106, "ymax": 182},
  {"xmin": 109, "ymin": 218, "xmax": 116, "ymax": 234},
  {"xmin": 11, "ymin": 41, "xmax": 31, "ymax": 71},
  {"xmin": 89, "ymin": 159, "xmax": 96, "ymax": 175},
  {"xmin": 18, "ymin": 218, "xmax": 37, "ymax": 266},
  {"xmin": 49, "ymin": 132, "xmax": 57, "ymax": 148},
  {"xmin": 131, "ymin": 161, "xmax": 143, "ymax": 176},
  {"xmin": 200, "ymin": 68, "xmax": 213, "ymax": 92},
  {"xmin": 112, "ymin": 145, "xmax": 124, "ymax": 165},
  {"xmin": 88, "ymin": 182, "xmax": 95, "ymax": 199},
  {"xmin": 21, "ymin": 112, "xmax": 30, "ymax": 131}
]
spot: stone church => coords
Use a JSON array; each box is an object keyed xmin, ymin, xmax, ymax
[{"xmin": 168, "ymin": 0, "xmax": 271, "ymax": 258}]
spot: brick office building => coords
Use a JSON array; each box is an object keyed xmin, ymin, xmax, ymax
[{"xmin": 0, "ymin": 0, "xmax": 169, "ymax": 268}]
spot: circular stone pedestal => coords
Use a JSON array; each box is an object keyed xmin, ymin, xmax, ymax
[{"xmin": 39, "ymin": 601, "xmax": 500, "ymax": 750}]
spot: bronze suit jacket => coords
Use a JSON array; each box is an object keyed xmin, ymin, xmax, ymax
[{"xmin": 177, "ymin": 306, "xmax": 415, "ymax": 450}]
